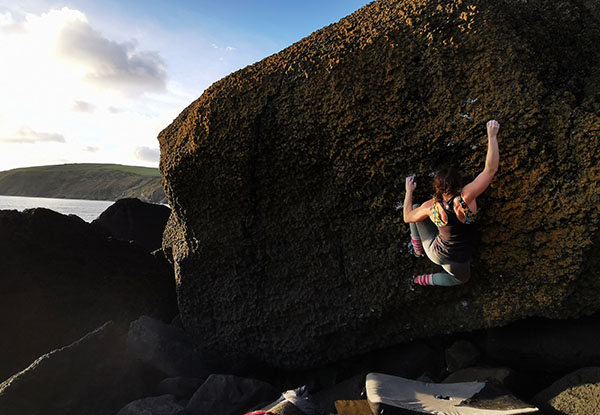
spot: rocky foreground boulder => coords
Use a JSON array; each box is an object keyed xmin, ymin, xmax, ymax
[
  {"xmin": 0, "ymin": 208, "xmax": 177, "ymax": 381},
  {"xmin": 0, "ymin": 322, "xmax": 152, "ymax": 415},
  {"xmin": 158, "ymin": 0, "xmax": 600, "ymax": 370}
]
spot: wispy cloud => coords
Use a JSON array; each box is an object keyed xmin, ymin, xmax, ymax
[
  {"xmin": 1, "ymin": 127, "xmax": 66, "ymax": 144},
  {"xmin": 134, "ymin": 146, "xmax": 160, "ymax": 162},
  {"xmin": 71, "ymin": 100, "xmax": 95, "ymax": 113},
  {"xmin": 83, "ymin": 145, "xmax": 99, "ymax": 152}
]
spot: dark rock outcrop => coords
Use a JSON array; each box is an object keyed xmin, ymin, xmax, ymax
[
  {"xmin": 92, "ymin": 198, "xmax": 171, "ymax": 252},
  {"xmin": 0, "ymin": 322, "xmax": 153, "ymax": 415},
  {"xmin": 0, "ymin": 208, "xmax": 177, "ymax": 381},
  {"xmin": 158, "ymin": 0, "xmax": 600, "ymax": 370}
]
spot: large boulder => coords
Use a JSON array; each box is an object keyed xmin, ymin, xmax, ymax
[
  {"xmin": 158, "ymin": 0, "xmax": 600, "ymax": 370},
  {"xmin": 0, "ymin": 208, "xmax": 177, "ymax": 381},
  {"xmin": 92, "ymin": 198, "xmax": 171, "ymax": 252}
]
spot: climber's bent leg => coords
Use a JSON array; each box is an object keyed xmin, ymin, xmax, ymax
[
  {"xmin": 413, "ymin": 261, "xmax": 470, "ymax": 287},
  {"xmin": 415, "ymin": 219, "xmax": 441, "ymax": 265},
  {"xmin": 441, "ymin": 260, "xmax": 471, "ymax": 284}
]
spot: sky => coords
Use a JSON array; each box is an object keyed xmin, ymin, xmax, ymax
[{"xmin": 0, "ymin": 0, "xmax": 371, "ymax": 171}]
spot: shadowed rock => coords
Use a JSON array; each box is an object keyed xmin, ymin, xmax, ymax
[
  {"xmin": 117, "ymin": 395, "xmax": 185, "ymax": 415},
  {"xmin": 158, "ymin": 0, "xmax": 600, "ymax": 370},
  {"xmin": 0, "ymin": 322, "xmax": 155, "ymax": 415},
  {"xmin": 92, "ymin": 198, "xmax": 171, "ymax": 252},
  {"xmin": 126, "ymin": 315, "xmax": 209, "ymax": 379},
  {"xmin": 0, "ymin": 208, "xmax": 177, "ymax": 381},
  {"xmin": 186, "ymin": 375, "xmax": 278, "ymax": 415}
]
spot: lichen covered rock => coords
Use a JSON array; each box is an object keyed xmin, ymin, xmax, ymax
[{"xmin": 159, "ymin": 0, "xmax": 600, "ymax": 370}]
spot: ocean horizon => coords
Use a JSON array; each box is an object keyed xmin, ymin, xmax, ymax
[{"xmin": 0, "ymin": 195, "xmax": 114, "ymax": 222}]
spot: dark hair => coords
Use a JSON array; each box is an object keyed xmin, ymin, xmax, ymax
[{"xmin": 433, "ymin": 166, "xmax": 462, "ymax": 204}]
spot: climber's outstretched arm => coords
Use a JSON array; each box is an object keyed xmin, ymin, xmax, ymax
[
  {"xmin": 462, "ymin": 120, "xmax": 500, "ymax": 204},
  {"xmin": 403, "ymin": 175, "xmax": 432, "ymax": 223}
]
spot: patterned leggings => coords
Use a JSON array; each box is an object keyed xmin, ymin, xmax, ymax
[{"xmin": 409, "ymin": 204, "xmax": 471, "ymax": 286}]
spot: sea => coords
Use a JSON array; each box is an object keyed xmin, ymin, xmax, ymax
[{"xmin": 0, "ymin": 195, "xmax": 114, "ymax": 222}]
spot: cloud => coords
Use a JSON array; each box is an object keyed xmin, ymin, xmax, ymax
[
  {"xmin": 83, "ymin": 145, "xmax": 99, "ymax": 152},
  {"xmin": 55, "ymin": 16, "xmax": 167, "ymax": 96},
  {"xmin": 1, "ymin": 127, "xmax": 66, "ymax": 144},
  {"xmin": 225, "ymin": 46, "xmax": 237, "ymax": 51},
  {"xmin": 71, "ymin": 100, "xmax": 95, "ymax": 113},
  {"xmin": 134, "ymin": 146, "xmax": 160, "ymax": 162},
  {"xmin": 108, "ymin": 106, "xmax": 122, "ymax": 114},
  {"xmin": 0, "ymin": 12, "xmax": 25, "ymax": 34}
]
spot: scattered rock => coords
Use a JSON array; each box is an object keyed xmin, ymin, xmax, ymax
[
  {"xmin": 313, "ymin": 373, "xmax": 366, "ymax": 414},
  {"xmin": 371, "ymin": 342, "xmax": 445, "ymax": 380},
  {"xmin": 0, "ymin": 208, "xmax": 177, "ymax": 382},
  {"xmin": 445, "ymin": 340, "xmax": 481, "ymax": 373},
  {"xmin": 127, "ymin": 316, "xmax": 209, "ymax": 379},
  {"xmin": 117, "ymin": 395, "xmax": 185, "ymax": 415},
  {"xmin": 0, "ymin": 321, "xmax": 150, "ymax": 415},
  {"xmin": 159, "ymin": 0, "xmax": 600, "ymax": 369},
  {"xmin": 157, "ymin": 377, "xmax": 204, "ymax": 399},
  {"xmin": 92, "ymin": 198, "xmax": 171, "ymax": 252},
  {"xmin": 186, "ymin": 374, "xmax": 278, "ymax": 415},
  {"xmin": 484, "ymin": 314, "xmax": 600, "ymax": 372},
  {"xmin": 532, "ymin": 367, "xmax": 600, "ymax": 415},
  {"xmin": 442, "ymin": 366, "xmax": 513, "ymax": 385}
]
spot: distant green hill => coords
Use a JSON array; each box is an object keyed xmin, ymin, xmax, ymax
[{"xmin": 0, "ymin": 164, "xmax": 166, "ymax": 203}]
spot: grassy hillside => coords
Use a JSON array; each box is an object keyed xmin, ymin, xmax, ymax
[{"xmin": 0, "ymin": 164, "xmax": 166, "ymax": 203}]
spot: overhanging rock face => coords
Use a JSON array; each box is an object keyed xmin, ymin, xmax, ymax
[{"xmin": 159, "ymin": 0, "xmax": 600, "ymax": 370}]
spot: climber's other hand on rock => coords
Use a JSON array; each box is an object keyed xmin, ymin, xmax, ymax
[
  {"xmin": 487, "ymin": 119, "xmax": 500, "ymax": 139},
  {"xmin": 405, "ymin": 175, "xmax": 417, "ymax": 193}
]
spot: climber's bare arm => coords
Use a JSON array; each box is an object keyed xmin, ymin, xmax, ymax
[
  {"xmin": 403, "ymin": 176, "xmax": 433, "ymax": 223},
  {"xmin": 462, "ymin": 120, "xmax": 500, "ymax": 204}
]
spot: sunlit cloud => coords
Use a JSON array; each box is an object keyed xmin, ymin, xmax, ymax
[
  {"xmin": 134, "ymin": 146, "xmax": 160, "ymax": 162},
  {"xmin": 55, "ymin": 17, "xmax": 167, "ymax": 97},
  {"xmin": 0, "ymin": 126, "xmax": 66, "ymax": 144},
  {"xmin": 71, "ymin": 100, "xmax": 95, "ymax": 113}
]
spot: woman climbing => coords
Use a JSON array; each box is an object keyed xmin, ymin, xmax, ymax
[{"xmin": 403, "ymin": 119, "xmax": 500, "ymax": 286}]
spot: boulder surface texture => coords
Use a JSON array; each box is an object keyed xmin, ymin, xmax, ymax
[
  {"xmin": 159, "ymin": 0, "xmax": 600, "ymax": 370},
  {"xmin": 0, "ymin": 208, "xmax": 177, "ymax": 381}
]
